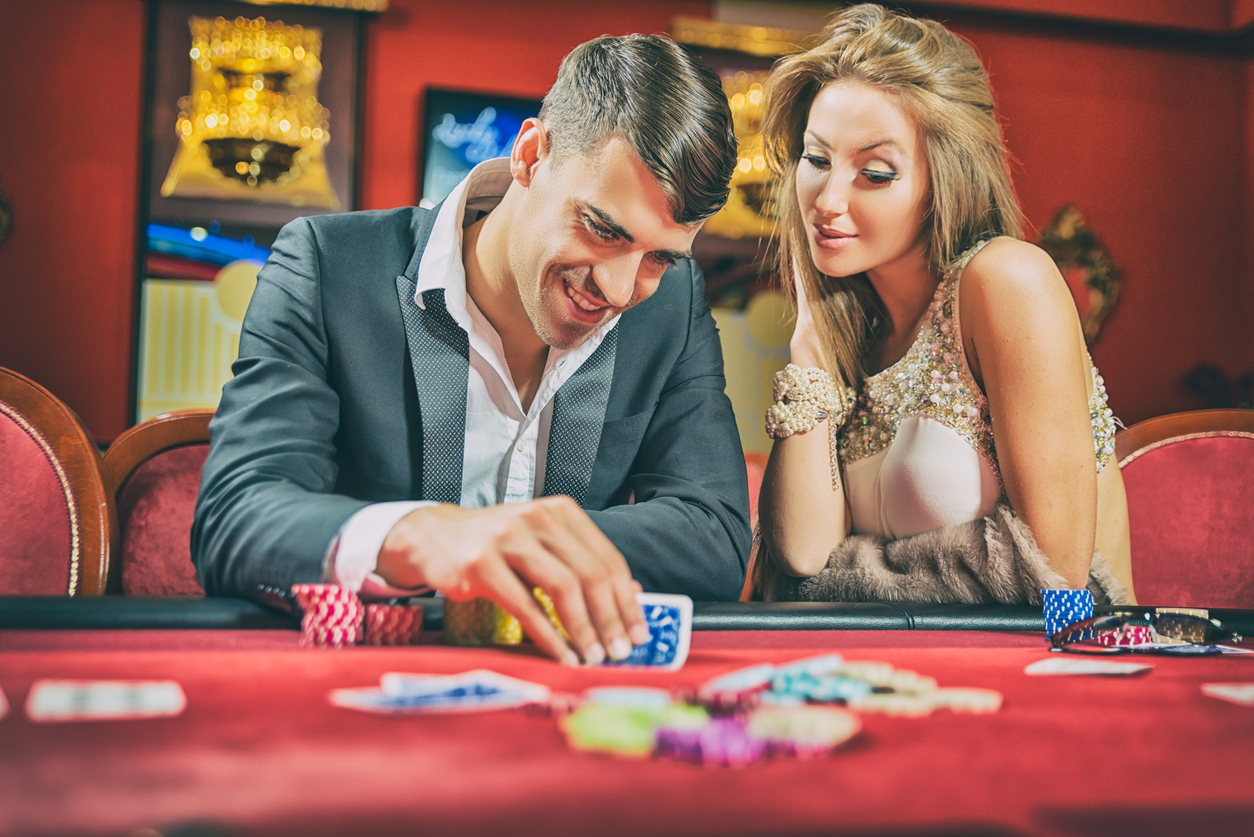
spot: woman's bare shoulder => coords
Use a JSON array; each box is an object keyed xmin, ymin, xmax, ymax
[{"xmin": 960, "ymin": 236, "xmax": 1073, "ymax": 329}]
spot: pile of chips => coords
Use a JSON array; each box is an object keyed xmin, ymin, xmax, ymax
[
  {"xmin": 558, "ymin": 653, "xmax": 1001, "ymax": 766},
  {"xmin": 291, "ymin": 584, "xmax": 423, "ymax": 647}
]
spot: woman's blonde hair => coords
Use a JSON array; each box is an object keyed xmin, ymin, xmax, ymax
[{"xmin": 762, "ymin": 2, "xmax": 1024, "ymax": 388}]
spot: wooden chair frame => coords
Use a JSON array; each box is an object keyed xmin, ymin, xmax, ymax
[
  {"xmin": 0, "ymin": 366, "xmax": 112, "ymax": 594},
  {"xmin": 1116, "ymin": 408, "xmax": 1254, "ymax": 467},
  {"xmin": 102, "ymin": 409, "xmax": 214, "ymax": 497}
]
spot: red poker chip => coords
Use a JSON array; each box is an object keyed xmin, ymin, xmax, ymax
[
  {"xmin": 364, "ymin": 604, "xmax": 424, "ymax": 646},
  {"xmin": 292, "ymin": 584, "xmax": 365, "ymax": 647}
]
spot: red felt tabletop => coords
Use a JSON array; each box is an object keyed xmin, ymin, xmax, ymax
[{"xmin": 1, "ymin": 630, "xmax": 1251, "ymax": 837}]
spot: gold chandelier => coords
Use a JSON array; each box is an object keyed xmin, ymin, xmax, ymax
[{"xmin": 161, "ymin": 15, "xmax": 340, "ymax": 208}]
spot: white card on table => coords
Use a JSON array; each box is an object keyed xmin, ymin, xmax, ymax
[
  {"xmin": 25, "ymin": 680, "xmax": 186, "ymax": 722},
  {"xmin": 1201, "ymin": 683, "xmax": 1254, "ymax": 706},
  {"xmin": 1025, "ymin": 657, "xmax": 1153, "ymax": 676}
]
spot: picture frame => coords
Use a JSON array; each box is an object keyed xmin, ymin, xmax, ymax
[{"xmin": 144, "ymin": 0, "xmax": 363, "ymax": 229}]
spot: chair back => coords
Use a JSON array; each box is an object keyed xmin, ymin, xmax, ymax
[
  {"xmin": 103, "ymin": 410, "xmax": 213, "ymax": 596},
  {"xmin": 0, "ymin": 367, "xmax": 111, "ymax": 594},
  {"xmin": 1116, "ymin": 409, "xmax": 1254, "ymax": 608}
]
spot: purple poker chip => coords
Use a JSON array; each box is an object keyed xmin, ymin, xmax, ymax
[{"xmin": 655, "ymin": 718, "xmax": 768, "ymax": 767}]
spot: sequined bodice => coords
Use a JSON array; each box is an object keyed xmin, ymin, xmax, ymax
[{"xmin": 839, "ymin": 240, "xmax": 1118, "ymax": 482}]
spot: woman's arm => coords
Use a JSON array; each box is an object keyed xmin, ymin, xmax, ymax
[
  {"xmin": 758, "ymin": 277, "xmax": 852, "ymax": 577},
  {"xmin": 961, "ymin": 238, "xmax": 1097, "ymax": 589}
]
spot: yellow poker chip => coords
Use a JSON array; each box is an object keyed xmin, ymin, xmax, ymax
[{"xmin": 442, "ymin": 591, "xmax": 568, "ymax": 647}]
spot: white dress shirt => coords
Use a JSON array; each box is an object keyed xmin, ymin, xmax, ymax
[{"xmin": 328, "ymin": 159, "xmax": 620, "ymax": 597}]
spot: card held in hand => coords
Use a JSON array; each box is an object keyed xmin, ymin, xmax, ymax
[{"xmin": 603, "ymin": 592, "xmax": 693, "ymax": 671}]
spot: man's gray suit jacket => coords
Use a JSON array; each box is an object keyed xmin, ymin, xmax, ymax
[{"xmin": 191, "ymin": 206, "xmax": 752, "ymax": 603}]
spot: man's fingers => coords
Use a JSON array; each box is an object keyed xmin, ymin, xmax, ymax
[
  {"xmin": 501, "ymin": 540, "xmax": 606, "ymax": 665},
  {"xmin": 474, "ymin": 559, "xmax": 578, "ymax": 667},
  {"xmin": 529, "ymin": 497, "xmax": 644, "ymax": 656}
]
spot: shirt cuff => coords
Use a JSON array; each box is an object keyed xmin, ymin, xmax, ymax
[{"xmin": 323, "ymin": 501, "xmax": 437, "ymax": 600}]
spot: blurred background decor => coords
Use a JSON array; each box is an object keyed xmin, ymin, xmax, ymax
[
  {"xmin": 133, "ymin": 0, "xmax": 371, "ymax": 426},
  {"xmin": 417, "ymin": 88, "xmax": 541, "ymax": 209},
  {"xmin": 1037, "ymin": 204, "xmax": 1122, "ymax": 345},
  {"xmin": 160, "ymin": 14, "xmax": 339, "ymax": 209}
]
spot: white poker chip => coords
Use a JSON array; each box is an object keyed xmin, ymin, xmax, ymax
[{"xmin": 929, "ymin": 688, "xmax": 1003, "ymax": 713}]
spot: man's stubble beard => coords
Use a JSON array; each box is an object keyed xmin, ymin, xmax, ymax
[{"xmin": 522, "ymin": 266, "xmax": 611, "ymax": 351}]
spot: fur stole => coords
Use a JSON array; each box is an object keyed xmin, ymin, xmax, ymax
[{"xmin": 767, "ymin": 503, "xmax": 1130, "ymax": 606}]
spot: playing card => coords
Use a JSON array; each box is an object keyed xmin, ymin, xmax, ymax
[
  {"xmin": 329, "ymin": 670, "xmax": 550, "ymax": 714},
  {"xmin": 1201, "ymin": 683, "xmax": 1254, "ymax": 706},
  {"xmin": 603, "ymin": 592, "xmax": 693, "ymax": 671},
  {"xmin": 25, "ymin": 680, "xmax": 186, "ymax": 722},
  {"xmin": 1024, "ymin": 658, "xmax": 1152, "ymax": 676}
]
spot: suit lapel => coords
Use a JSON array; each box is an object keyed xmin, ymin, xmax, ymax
[
  {"xmin": 542, "ymin": 324, "xmax": 619, "ymax": 505},
  {"xmin": 396, "ymin": 278, "xmax": 468, "ymax": 504}
]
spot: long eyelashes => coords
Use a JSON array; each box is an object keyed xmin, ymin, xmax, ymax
[
  {"xmin": 860, "ymin": 168, "xmax": 900, "ymax": 185},
  {"xmin": 801, "ymin": 154, "xmax": 899, "ymax": 186}
]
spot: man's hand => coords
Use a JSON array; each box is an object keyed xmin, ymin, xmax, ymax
[{"xmin": 376, "ymin": 497, "xmax": 650, "ymax": 666}]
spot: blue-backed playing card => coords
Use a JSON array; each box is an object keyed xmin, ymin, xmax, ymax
[{"xmin": 603, "ymin": 592, "xmax": 693, "ymax": 671}]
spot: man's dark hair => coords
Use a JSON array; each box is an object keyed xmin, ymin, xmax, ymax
[{"xmin": 539, "ymin": 34, "xmax": 737, "ymax": 226}]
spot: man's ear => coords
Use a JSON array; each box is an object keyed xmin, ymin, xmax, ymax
[{"xmin": 510, "ymin": 117, "xmax": 549, "ymax": 186}]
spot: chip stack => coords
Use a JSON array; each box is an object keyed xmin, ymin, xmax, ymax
[
  {"xmin": 364, "ymin": 603, "xmax": 425, "ymax": 646},
  {"xmin": 1041, "ymin": 588, "xmax": 1094, "ymax": 639},
  {"xmin": 1095, "ymin": 624, "xmax": 1157, "ymax": 646},
  {"xmin": 291, "ymin": 584, "xmax": 364, "ymax": 647},
  {"xmin": 442, "ymin": 589, "xmax": 567, "ymax": 646}
]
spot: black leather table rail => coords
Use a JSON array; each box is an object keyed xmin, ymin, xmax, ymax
[{"xmin": 3, "ymin": 597, "xmax": 1252, "ymax": 635}]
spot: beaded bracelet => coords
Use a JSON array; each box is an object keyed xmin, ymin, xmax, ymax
[{"xmin": 764, "ymin": 364, "xmax": 856, "ymax": 490}]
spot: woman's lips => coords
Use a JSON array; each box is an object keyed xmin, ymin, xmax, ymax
[{"xmin": 813, "ymin": 224, "xmax": 857, "ymax": 249}]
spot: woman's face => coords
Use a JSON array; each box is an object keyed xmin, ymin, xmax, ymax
[{"xmin": 795, "ymin": 81, "xmax": 930, "ymax": 281}]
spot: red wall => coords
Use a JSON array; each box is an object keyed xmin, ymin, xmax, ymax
[
  {"xmin": 0, "ymin": 0, "xmax": 1250, "ymax": 441},
  {"xmin": 360, "ymin": 0, "xmax": 709, "ymax": 211},
  {"xmin": 0, "ymin": 0, "xmax": 146, "ymax": 442},
  {"xmin": 941, "ymin": 12, "xmax": 1253, "ymax": 421}
]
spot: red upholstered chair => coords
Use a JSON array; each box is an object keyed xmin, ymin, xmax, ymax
[
  {"xmin": 1116, "ymin": 409, "xmax": 1254, "ymax": 609},
  {"xmin": 0, "ymin": 366, "xmax": 112, "ymax": 594},
  {"xmin": 102, "ymin": 410, "xmax": 213, "ymax": 596}
]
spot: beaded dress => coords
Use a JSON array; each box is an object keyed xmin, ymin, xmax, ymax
[{"xmin": 839, "ymin": 240, "xmax": 1117, "ymax": 540}]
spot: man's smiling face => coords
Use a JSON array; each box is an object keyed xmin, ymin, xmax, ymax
[{"xmin": 508, "ymin": 132, "xmax": 701, "ymax": 349}]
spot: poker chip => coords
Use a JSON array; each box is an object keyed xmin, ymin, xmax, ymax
[
  {"xmin": 291, "ymin": 584, "xmax": 364, "ymax": 648},
  {"xmin": 1041, "ymin": 588, "xmax": 1094, "ymax": 638},
  {"xmin": 845, "ymin": 691, "xmax": 936, "ymax": 717},
  {"xmin": 364, "ymin": 604, "xmax": 425, "ymax": 646},
  {"xmin": 442, "ymin": 589, "xmax": 567, "ymax": 647},
  {"xmin": 746, "ymin": 705, "xmax": 861, "ymax": 758},
  {"xmin": 655, "ymin": 717, "xmax": 769, "ymax": 767},
  {"xmin": 561, "ymin": 702, "xmax": 707, "ymax": 758},
  {"xmin": 929, "ymin": 688, "xmax": 1004, "ymax": 714},
  {"xmin": 1096, "ymin": 624, "xmax": 1158, "ymax": 647}
]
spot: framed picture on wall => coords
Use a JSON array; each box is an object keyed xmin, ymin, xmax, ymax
[
  {"xmin": 418, "ymin": 88, "xmax": 542, "ymax": 209},
  {"xmin": 135, "ymin": 0, "xmax": 368, "ymax": 423}
]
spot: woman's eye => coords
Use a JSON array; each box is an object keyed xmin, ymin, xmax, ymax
[
  {"xmin": 801, "ymin": 153, "xmax": 831, "ymax": 170},
  {"xmin": 861, "ymin": 167, "xmax": 899, "ymax": 185}
]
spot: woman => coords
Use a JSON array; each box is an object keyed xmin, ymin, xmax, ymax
[{"xmin": 754, "ymin": 4, "xmax": 1134, "ymax": 604}]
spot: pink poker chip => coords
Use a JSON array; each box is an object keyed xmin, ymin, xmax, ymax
[{"xmin": 364, "ymin": 604, "xmax": 424, "ymax": 646}]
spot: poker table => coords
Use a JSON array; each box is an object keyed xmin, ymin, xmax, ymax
[{"xmin": 2, "ymin": 598, "xmax": 1252, "ymax": 837}]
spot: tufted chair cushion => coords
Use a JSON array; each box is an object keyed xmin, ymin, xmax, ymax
[{"xmin": 117, "ymin": 444, "xmax": 209, "ymax": 596}]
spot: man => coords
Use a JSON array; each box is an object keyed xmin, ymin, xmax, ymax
[{"xmin": 192, "ymin": 35, "xmax": 749, "ymax": 666}]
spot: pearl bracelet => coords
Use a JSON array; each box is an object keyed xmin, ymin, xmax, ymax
[{"xmin": 764, "ymin": 364, "xmax": 857, "ymax": 491}]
